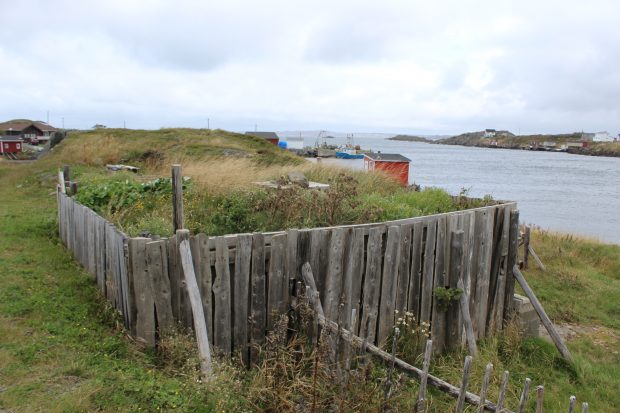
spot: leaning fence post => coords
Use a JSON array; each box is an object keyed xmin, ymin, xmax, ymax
[
  {"xmin": 177, "ymin": 229, "xmax": 213, "ymax": 378},
  {"xmin": 513, "ymin": 265, "xmax": 573, "ymax": 361},
  {"xmin": 172, "ymin": 164, "xmax": 184, "ymax": 232},
  {"xmin": 477, "ymin": 363, "xmax": 493, "ymax": 413},
  {"xmin": 523, "ymin": 226, "xmax": 531, "ymax": 269},
  {"xmin": 518, "ymin": 378, "xmax": 532, "ymax": 413},
  {"xmin": 455, "ymin": 356, "xmax": 472, "ymax": 413},
  {"xmin": 58, "ymin": 169, "xmax": 66, "ymax": 194},
  {"xmin": 496, "ymin": 370, "xmax": 510, "ymax": 412},
  {"xmin": 416, "ymin": 339, "xmax": 433, "ymax": 413}
]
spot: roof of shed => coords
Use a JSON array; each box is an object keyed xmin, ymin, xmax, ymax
[
  {"xmin": 364, "ymin": 152, "xmax": 411, "ymax": 162},
  {"xmin": 245, "ymin": 131, "xmax": 279, "ymax": 140},
  {"xmin": 0, "ymin": 119, "xmax": 57, "ymax": 132},
  {"xmin": 0, "ymin": 136, "xmax": 24, "ymax": 142}
]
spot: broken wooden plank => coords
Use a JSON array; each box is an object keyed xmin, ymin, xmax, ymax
[
  {"xmin": 213, "ymin": 236, "xmax": 232, "ymax": 355},
  {"xmin": 234, "ymin": 234, "xmax": 252, "ymax": 363},
  {"xmin": 377, "ymin": 225, "xmax": 401, "ymax": 345}
]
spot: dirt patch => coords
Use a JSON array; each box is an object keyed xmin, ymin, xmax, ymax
[{"xmin": 540, "ymin": 323, "xmax": 620, "ymax": 353}]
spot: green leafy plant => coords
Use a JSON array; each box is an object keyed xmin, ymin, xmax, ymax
[{"xmin": 433, "ymin": 287, "xmax": 463, "ymax": 311}]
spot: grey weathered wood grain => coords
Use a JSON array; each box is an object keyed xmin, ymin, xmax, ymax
[
  {"xmin": 128, "ymin": 237, "xmax": 155, "ymax": 346},
  {"xmin": 234, "ymin": 234, "xmax": 252, "ymax": 363},
  {"xmin": 146, "ymin": 240, "xmax": 174, "ymax": 333},
  {"xmin": 395, "ymin": 224, "xmax": 412, "ymax": 316},
  {"xmin": 377, "ymin": 225, "xmax": 401, "ymax": 345},
  {"xmin": 455, "ymin": 355, "xmax": 473, "ymax": 413},
  {"xmin": 250, "ymin": 233, "xmax": 267, "ymax": 362},
  {"xmin": 431, "ymin": 217, "xmax": 447, "ymax": 352},
  {"xmin": 477, "ymin": 363, "xmax": 493, "ymax": 413},
  {"xmin": 267, "ymin": 233, "xmax": 287, "ymax": 329},
  {"xmin": 171, "ymin": 164, "xmax": 184, "ymax": 232},
  {"xmin": 474, "ymin": 209, "xmax": 493, "ymax": 339},
  {"xmin": 457, "ymin": 277, "xmax": 477, "ymax": 357},
  {"xmin": 518, "ymin": 378, "xmax": 532, "ymax": 413},
  {"xmin": 535, "ymin": 385, "xmax": 544, "ymax": 413},
  {"xmin": 344, "ymin": 228, "xmax": 364, "ymax": 334},
  {"xmin": 420, "ymin": 219, "xmax": 437, "ymax": 325},
  {"xmin": 360, "ymin": 227, "xmax": 383, "ymax": 343},
  {"xmin": 178, "ymin": 230, "xmax": 213, "ymax": 376},
  {"xmin": 496, "ymin": 370, "xmax": 510, "ymax": 413},
  {"xmin": 447, "ymin": 230, "xmax": 465, "ymax": 351},
  {"xmin": 195, "ymin": 233, "xmax": 213, "ymax": 342},
  {"xmin": 504, "ymin": 210, "xmax": 520, "ymax": 325},
  {"xmin": 568, "ymin": 396, "xmax": 577, "ymax": 413},
  {"xmin": 166, "ymin": 234, "xmax": 181, "ymax": 323},
  {"xmin": 416, "ymin": 339, "xmax": 433, "ymax": 413},
  {"xmin": 407, "ymin": 221, "xmax": 424, "ymax": 320},
  {"xmin": 323, "ymin": 228, "xmax": 347, "ymax": 322},
  {"xmin": 213, "ymin": 236, "xmax": 232, "ymax": 355}
]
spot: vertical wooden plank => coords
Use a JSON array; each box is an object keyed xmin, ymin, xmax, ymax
[
  {"xmin": 323, "ymin": 228, "xmax": 348, "ymax": 322},
  {"xmin": 416, "ymin": 339, "xmax": 433, "ymax": 413},
  {"xmin": 311, "ymin": 229, "xmax": 330, "ymax": 298},
  {"xmin": 407, "ymin": 221, "xmax": 424, "ymax": 321},
  {"xmin": 477, "ymin": 363, "xmax": 494, "ymax": 413},
  {"xmin": 474, "ymin": 208, "xmax": 493, "ymax": 339},
  {"xmin": 166, "ymin": 234, "xmax": 181, "ymax": 323},
  {"xmin": 196, "ymin": 234, "xmax": 213, "ymax": 343},
  {"xmin": 343, "ymin": 228, "xmax": 365, "ymax": 334},
  {"xmin": 359, "ymin": 227, "xmax": 383, "ymax": 344},
  {"xmin": 146, "ymin": 240, "xmax": 175, "ymax": 333},
  {"xmin": 489, "ymin": 206, "xmax": 510, "ymax": 334},
  {"xmin": 504, "ymin": 209, "xmax": 520, "ymax": 326},
  {"xmin": 431, "ymin": 216, "xmax": 447, "ymax": 352},
  {"xmin": 286, "ymin": 229, "xmax": 299, "ymax": 281},
  {"xmin": 118, "ymin": 235, "xmax": 131, "ymax": 328},
  {"xmin": 213, "ymin": 237, "xmax": 232, "ymax": 355},
  {"xmin": 234, "ymin": 234, "xmax": 252, "ymax": 364},
  {"xmin": 128, "ymin": 237, "xmax": 155, "ymax": 346},
  {"xmin": 496, "ymin": 371, "xmax": 510, "ymax": 413},
  {"xmin": 420, "ymin": 219, "xmax": 437, "ymax": 325},
  {"xmin": 97, "ymin": 218, "xmax": 106, "ymax": 294},
  {"xmin": 377, "ymin": 225, "xmax": 401, "ymax": 345},
  {"xmin": 250, "ymin": 233, "xmax": 267, "ymax": 363},
  {"xmin": 171, "ymin": 164, "xmax": 184, "ymax": 232},
  {"xmin": 267, "ymin": 233, "xmax": 287, "ymax": 329},
  {"xmin": 447, "ymin": 230, "xmax": 465, "ymax": 351},
  {"xmin": 395, "ymin": 224, "xmax": 412, "ymax": 316},
  {"xmin": 455, "ymin": 356, "xmax": 473, "ymax": 413}
]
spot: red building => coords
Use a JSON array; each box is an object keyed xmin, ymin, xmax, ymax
[
  {"xmin": 245, "ymin": 131, "xmax": 280, "ymax": 145},
  {"xmin": 0, "ymin": 119, "xmax": 57, "ymax": 144},
  {"xmin": 364, "ymin": 152, "xmax": 411, "ymax": 185},
  {"xmin": 0, "ymin": 137, "xmax": 24, "ymax": 154}
]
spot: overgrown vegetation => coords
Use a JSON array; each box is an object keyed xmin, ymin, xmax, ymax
[{"xmin": 1, "ymin": 129, "xmax": 619, "ymax": 411}]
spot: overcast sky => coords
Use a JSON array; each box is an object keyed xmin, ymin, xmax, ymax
[{"xmin": 1, "ymin": 0, "xmax": 619, "ymax": 135}]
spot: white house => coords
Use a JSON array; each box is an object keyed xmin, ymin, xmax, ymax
[
  {"xmin": 593, "ymin": 131, "xmax": 613, "ymax": 142},
  {"xmin": 483, "ymin": 129, "xmax": 496, "ymax": 138}
]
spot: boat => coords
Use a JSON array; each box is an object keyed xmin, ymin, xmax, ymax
[
  {"xmin": 335, "ymin": 148, "xmax": 364, "ymax": 159},
  {"xmin": 335, "ymin": 134, "xmax": 366, "ymax": 159}
]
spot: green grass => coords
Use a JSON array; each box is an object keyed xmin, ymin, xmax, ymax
[{"xmin": 1, "ymin": 129, "xmax": 619, "ymax": 411}]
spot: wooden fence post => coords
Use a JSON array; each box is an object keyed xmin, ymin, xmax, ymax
[
  {"xmin": 58, "ymin": 169, "xmax": 66, "ymax": 194},
  {"xmin": 513, "ymin": 265, "xmax": 573, "ymax": 361},
  {"xmin": 172, "ymin": 164, "xmax": 184, "ymax": 232},
  {"xmin": 177, "ymin": 229, "xmax": 213, "ymax": 377},
  {"xmin": 523, "ymin": 226, "xmax": 531, "ymax": 269},
  {"xmin": 63, "ymin": 165, "xmax": 71, "ymax": 183}
]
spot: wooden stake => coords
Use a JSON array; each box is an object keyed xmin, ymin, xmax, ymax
[
  {"xmin": 528, "ymin": 245, "xmax": 546, "ymax": 272},
  {"xmin": 458, "ymin": 277, "xmax": 477, "ymax": 357},
  {"xmin": 58, "ymin": 169, "xmax": 66, "ymax": 194},
  {"xmin": 177, "ymin": 229, "xmax": 213, "ymax": 377},
  {"xmin": 455, "ymin": 356, "xmax": 472, "ymax": 413},
  {"xmin": 477, "ymin": 363, "xmax": 493, "ymax": 413},
  {"xmin": 496, "ymin": 370, "xmax": 510, "ymax": 413},
  {"xmin": 172, "ymin": 164, "xmax": 184, "ymax": 232},
  {"xmin": 581, "ymin": 402, "xmax": 589, "ymax": 413},
  {"xmin": 536, "ymin": 385, "xmax": 544, "ymax": 413},
  {"xmin": 416, "ymin": 339, "xmax": 433, "ymax": 413},
  {"xmin": 568, "ymin": 396, "xmax": 577, "ymax": 413},
  {"xmin": 523, "ymin": 226, "xmax": 530, "ymax": 269},
  {"xmin": 518, "ymin": 378, "xmax": 531, "ymax": 413},
  {"xmin": 513, "ymin": 265, "xmax": 573, "ymax": 361}
]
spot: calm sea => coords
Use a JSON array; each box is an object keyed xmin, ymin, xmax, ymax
[{"xmin": 299, "ymin": 136, "xmax": 620, "ymax": 245}]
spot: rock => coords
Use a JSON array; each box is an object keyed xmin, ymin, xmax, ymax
[{"xmin": 288, "ymin": 172, "xmax": 309, "ymax": 188}]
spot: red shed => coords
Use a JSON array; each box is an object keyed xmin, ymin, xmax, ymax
[
  {"xmin": 245, "ymin": 131, "xmax": 280, "ymax": 145},
  {"xmin": 0, "ymin": 137, "xmax": 23, "ymax": 154},
  {"xmin": 364, "ymin": 152, "xmax": 411, "ymax": 185}
]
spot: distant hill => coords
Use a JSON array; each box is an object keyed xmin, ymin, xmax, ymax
[
  {"xmin": 437, "ymin": 131, "xmax": 587, "ymax": 148},
  {"xmin": 388, "ymin": 134, "xmax": 433, "ymax": 143}
]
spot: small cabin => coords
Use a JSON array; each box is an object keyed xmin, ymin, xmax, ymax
[
  {"xmin": 245, "ymin": 131, "xmax": 280, "ymax": 145},
  {"xmin": 0, "ymin": 137, "xmax": 24, "ymax": 154},
  {"xmin": 363, "ymin": 152, "xmax": 411, "ymax": 185}
]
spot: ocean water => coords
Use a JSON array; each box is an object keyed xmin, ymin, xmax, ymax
[{"xmin": 298, "ymin": 136, "xmax": 620, "ymax": 244}]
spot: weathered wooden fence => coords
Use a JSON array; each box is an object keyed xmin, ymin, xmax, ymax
[{"xmin": 57, "ymin": 188, "xmax": 519, "ymax": 361}]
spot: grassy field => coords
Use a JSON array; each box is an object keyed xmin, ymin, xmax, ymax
[{"xmin": 1, "ymin": 129, "xmax": 619, "ymax": 411}]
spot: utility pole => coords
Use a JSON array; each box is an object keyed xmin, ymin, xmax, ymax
[
  {"xmin": 62, "ymin": 117, "xmax": 65, "ymax": 129},
  {"xmin": 123, "ymin": 120, "xmax": 126, "ymax": 129},
  {"xmin": 254, "ymin": 123, "xmax": 257, "ymax": 132},
  {"xmin": 207, "ymin": 118, "xmax": 210, "ymax": 130}
]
